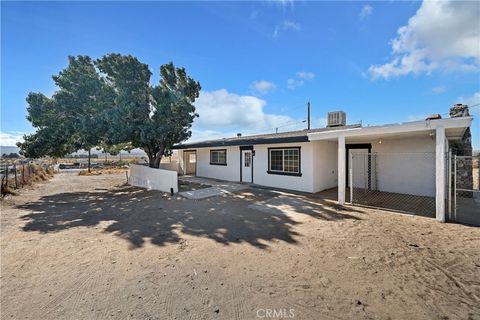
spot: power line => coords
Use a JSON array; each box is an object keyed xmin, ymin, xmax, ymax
[{"xmin": 242, "ymin": 119, "xmax": 307, "ymax": 136}]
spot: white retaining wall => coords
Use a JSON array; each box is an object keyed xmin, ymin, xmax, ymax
[
  {"xmin": 128, "ymin": 164, "xmax": 178, "ymax": 193},
  {"xmin": 160, "ymin": 162, "xmax": 180, "ymax": 172}
]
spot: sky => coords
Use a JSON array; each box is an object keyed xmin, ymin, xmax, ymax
[{"xmin": 1, "ymin": 1, "xmax": 479, "ymax": 149}]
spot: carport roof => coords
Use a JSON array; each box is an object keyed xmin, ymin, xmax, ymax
[
  {"xmin": 173, "ymin": 124, "xmax": 361, "ymax": 149},
  {"xmin": 308, "ymin": 117, "xmax": 473, "ymax": 141}
]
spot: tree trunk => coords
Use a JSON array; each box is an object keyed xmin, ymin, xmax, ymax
[
  {"xmin": 88, "ymin": 149, "xmax": 91, "ymax": 173},
  {"xmin": 145, "ymin": 147, "xmax": 164, "ymax": 169},
  {"xmin": 153, "ymin": 154, "xmax": 162, "ymax": 168},
  {"xmin": 144, "ymin": 145, "xmax": 164, "ymax": 168}
]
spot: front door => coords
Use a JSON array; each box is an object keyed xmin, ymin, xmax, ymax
[
  {"xmin": 241, "ymin": 150, "xmax": 253, "ymax": 183},
  {"xmin": 184, "ymin": 151, "xmax": 196, "ymax": 175}
]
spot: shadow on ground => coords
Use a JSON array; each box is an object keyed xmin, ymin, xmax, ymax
[{"xmin": 18, "ymin": 185, "xmax": 363, "ymax": 249}]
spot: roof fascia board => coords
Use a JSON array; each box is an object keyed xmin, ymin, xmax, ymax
[
  {"xmin": 173, "ymin": 135, "xmax": 309, "ymax": 149},
  {"xmin": 308, "ymin": 117, "xmax": 473, "ymax": 141}
]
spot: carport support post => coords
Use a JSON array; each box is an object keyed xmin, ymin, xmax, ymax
[
  {"xmin": 338, "ymin": 134, "xmax": 346, "ymax": 205},
  {"xmin": 435, "ymin": 126, "xmax": 446, "ymax": 222}
]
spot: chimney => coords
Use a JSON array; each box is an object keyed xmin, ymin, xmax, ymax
[
  {"xmin": 449, "ymin": 104, "xmax": 470, "ymax": 118},
  {"xmin": 237, "ymin": 133, "xmax": 242, "ymax": 137},
  {"xmin": 425, "ymin": 114, "xmax": 442, "ymax": 120}
]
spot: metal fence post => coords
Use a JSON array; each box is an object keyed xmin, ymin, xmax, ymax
[
  {"xmin": 363, "ymin": 153, "xmax": 367, "ymax": 194},
  {"xmin": 5, "ymin": 164, "xmax": 9, "ymax": 190},
  {"xmin": 349, "ymin": 152, "xmax": 353, "ymax": 204},
  {"xmin": 453, "ymin": 154, "xmax": 457, "ymax": 221},
  {"xmin": 14, "ymin": 164, "xmax": 17, "ymax": 189},
  {"xmin": 448, "ymin": 151, "xmax": 452, "ymax": 220}
]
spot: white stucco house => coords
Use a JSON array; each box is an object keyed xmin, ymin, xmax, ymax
[{"xmin": 173, "ymin": 111, "xmax": 473, "ymax": 222}]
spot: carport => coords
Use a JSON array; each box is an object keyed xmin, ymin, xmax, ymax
[{"xmin": 308, "ymin": 117, "xmax": 473, "ymax": 222}]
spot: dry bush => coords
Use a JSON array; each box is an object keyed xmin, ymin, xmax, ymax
[
  {"xmin": 1, "ymin": 163, "xmax": 55, "ymax": 197},
  {"xmin": 1, "ymin": 184, "xmax": 17, "ymax": 196},
  {"xmin": 78, "ymin": 167, "xmax": 128, "ymax": 176}
]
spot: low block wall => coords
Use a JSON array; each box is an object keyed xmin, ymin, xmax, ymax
[
  {"xmin": 128, "ymin": 164, "xmax": 178, "ymax": 193},
  {"xmin": 159, "ymin": 162, "xmax": 180, "ymax": 173}
]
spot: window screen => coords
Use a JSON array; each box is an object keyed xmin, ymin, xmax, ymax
[
  {"xmin": 269, "ymin": 148, "xmax": 300, "ymax": 173},
  {"xmin": 270, "ymin": 150, "xmax": 283, "ymax": 171},
  {"xmin": 210, "ymin": 150, "xmax": 227, "ymax": 165}
]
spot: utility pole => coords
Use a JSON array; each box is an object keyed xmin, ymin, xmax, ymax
[{"xmin": 307, "ymin": 101, "xmax": 311, "ymax": 130}]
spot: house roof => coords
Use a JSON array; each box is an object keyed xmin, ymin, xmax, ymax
[
  {"xmin": 308, "ymin": 116, "xmax": 473, "ymax": 141},
  {"xmin": 173, "ymin": 124, "xmax": 361, "ymax": 149}
]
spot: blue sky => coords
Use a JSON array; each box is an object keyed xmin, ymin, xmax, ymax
[{"xmin": 1, "ymin": 1, "xmax": 479, "ymax": 148}]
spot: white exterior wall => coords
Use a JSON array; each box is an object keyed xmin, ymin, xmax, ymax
[
  {"xmin": 179, "ymin": 142, "xmax": 317, "ymax": 192},
  {"xmin": 312, "ymin": 141, "xmax": 338, "ymax": 192},
  {"xmin": 360, "ymin": 136, "xmax": 436, "ymax": 197},
  {"xmin": 196, "ymin": 146, "xmax": 240, "ymax": 182},
  {"xmin": 253, "ymin": 142, "xmax": 315, "ymax": 193},
  {"xmin": 177, "ymin": 151, "xmax": 186, "ymax": 175},
  {"xmin": 177, "ymin": 135, "xmax": 436, "ymax": 196}
]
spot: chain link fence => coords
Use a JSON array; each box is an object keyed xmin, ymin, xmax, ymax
[
  {"xmin": 451, "ymin": 155, "xmax": 480, "ymax": 225},
  {"xmin": 349, "ymin": 152, "xmax": 436, "ymax": 217}
]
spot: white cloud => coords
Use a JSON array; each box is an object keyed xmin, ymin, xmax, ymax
[
  {"xmin": 193, "ymin": 89, "xmax": 292, "ymax": 133},
  {"xmin": 287, "ymin": 71, "xmax": 315, "ymax": 90},
  {"xmin": 0, "ymin": 132, "xmax": 25, "ymax": 146},
  {"xmin": 188, "ymin": 89, "xmax": 330, "ymax": 142},
  {"xmin": 407, "ymin": 114, "xmax": 428, "ymax": 122},
  {"xmin": 273, "ymin": 20, "xmax": 301, "ymax": 38},
  {"xmin": 188, "ymin": 129, "xmax": 233, "ymax": 143},
  {"xmin": 458, "ymin": 91, "xmax": 480, "ymax": 109},
  {"xmin": 287, "ymin": 78, "xmax": 303, "ymax": 90},
  {"xmin": 296, "ymin": 71, "xmax": 315, "ymax": 80},
  {"xmin": 428, "ymin": 85, "xmax": 447, "ymax": 94},
  {"xmin": 359, "ymin": 5, "xmax": 373, "ymax": 20},
  {"xmin": 250, "ymin": 80, "xmax": 276, "ymax": 95},
  {"xmin": 269, "ymin": 0, "xmax": 294, "ymax": 8},
  {"xmin": 369, "ymin": 1, "xmax": 480, "ymax": 79}
]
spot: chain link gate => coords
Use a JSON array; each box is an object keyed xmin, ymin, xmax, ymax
[
  {"xmin": 450, "ymin": 155, "xmax": 480, "ymax": 225},
  {"xmin": 349, "ymin": 152, "xmax": 437, "ymax": 217}
]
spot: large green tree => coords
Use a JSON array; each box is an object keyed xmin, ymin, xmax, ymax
[
  {"xmin": 21, "ymin": 54, "xmax": 201, "ymax": 169},
  {"xmin": 97, "ymin": 54, "xmax": 201, "ymax": 168},
  {"xmin": 19, "ymin": 56, "xmax": 114, "ymax": 171}
]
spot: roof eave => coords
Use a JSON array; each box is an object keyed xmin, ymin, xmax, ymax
[
  {"xmin": 173, "ymin": 135, "xmax": 309, "ymax": 149},
  {"xmin": 308, "ymin": 117, "xmax": 473, "ymax": 141}
]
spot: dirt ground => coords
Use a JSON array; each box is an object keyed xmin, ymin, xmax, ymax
[{"xmin": 1, "ymin": 173, "xmax": 479, "ymax": 320}]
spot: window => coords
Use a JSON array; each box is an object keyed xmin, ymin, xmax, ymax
[
  {"xmin": 189, "ymin": 153, "xmax": 196, "ymax": 163},
  {"xmin": 268, "ymin": 147, "xmax": 301, "ymax": 176},
  {"xmin": 210, "ymin": 149, "xmax": 227, "ymax": 165},
  {"xmin": 244, "ymin": 152, "xmax": 251, "ymax": 167}
]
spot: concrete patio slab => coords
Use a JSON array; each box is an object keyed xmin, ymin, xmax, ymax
[{"xmin": 178, "ymin": 176, "xmax": 249, "ymax": 199}]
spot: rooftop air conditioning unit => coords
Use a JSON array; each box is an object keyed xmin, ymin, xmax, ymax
[{"xmin": 327, "ymin": 111, "xmax": 346, "ymax": 127}]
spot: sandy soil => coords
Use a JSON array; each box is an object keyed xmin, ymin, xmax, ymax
[{"xmin": 1, "ymin": 173, "xmax": 479, "ymax": 320}]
